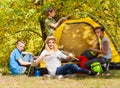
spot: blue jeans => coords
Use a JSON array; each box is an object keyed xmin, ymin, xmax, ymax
[
  {"xmin": 17, "ymin": 54, "xmax": 34, "ymax": 74},
  {"xmin": 85, "ymin": 57, "xmax": 111, "ymax": 69},
  {"xmin": 56, "ymin": 64, "xmax": 89, "ymax": 75}
]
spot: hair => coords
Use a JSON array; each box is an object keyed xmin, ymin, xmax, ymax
[
  {"xmin": 45, "ymin": 36, "xmax": 58, "ymax": 52},
  {"xmin": 94, "ymin": 26, "xmax": 105, "ymax": 32},
  {"xmin": 16, "ymin": 40, "xmax": 25, "ymax": 46},
  {"xmin": 46, "ymin": 7, "xmax": 54, "ymax": 16}
]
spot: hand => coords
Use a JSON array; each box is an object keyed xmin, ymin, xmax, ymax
[
  {"xmin": 89, "ymin": 47, "xmax": 95, "ymax": 51},
  {"xmin": 89, "ymin": 47, "xmax": 98, "ymax": 53},
  {"xmin": 68, "ymin": 53, "xmax": 73, "ymax": 57},
  {"xmin": 23, "ymin": 52, "xmax": 34, "ymax": 56},
  {"xmin": 28, "ymin": 52, "xmax": 34, "ymax": 56},
  {"xmin": 34, "ymin": 60, "xmax": 37, "ymax": 63},
  {"xmin": 60, "ymin": 17, "xmax": 67, "ymax": 22},
  {"xmin": 31, "ymin": 60, "xmax": 39, "ymax": 67}
]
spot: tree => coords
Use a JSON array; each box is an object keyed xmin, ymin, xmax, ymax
[{"xmin": 0, "ymin": 0, "xmax": 120, "ymax": 67}]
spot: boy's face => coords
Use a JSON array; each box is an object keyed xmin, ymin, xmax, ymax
[
  {"xmin": 17, "ymin": 42, "xmax": 25, "ymax": 51},
  {"xmin": 95, "ymin": 28, "xmax": 102, "ymax": 37},
  {"xmin": 49, "ymin": 10, "xmax": 55, "ymax": 17}
]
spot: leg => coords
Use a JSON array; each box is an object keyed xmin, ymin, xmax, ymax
[
  {"xmin": 23, "ymin": 54, "xmax": 34, "ymax": 62},
  {"xmin": 70, "ymin": 64, "xmax": 89, "ymax": 74},
  {"xmin": 18, "ymin": 66, "xmax": 27, "ymax": 74},
  {"xmin": 56, "ymin": 64, "xmax": 73, "ymax": 75},
  {"xmin": 102, "ymin": 59, "xmax": 111, "ymax": 72},
  {"xmin": 21, "ymin": 54, "xmax": 34, "ymax": 74},
  {"xmin": 85, "ymin": 57, "xmax": 105, "ymax": 69},
  {"xmin": 56, "ymin": 64, "xmax": 89, "ymax": 75}
]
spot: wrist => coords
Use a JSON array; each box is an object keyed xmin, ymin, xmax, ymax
[{"xmin": 29, "ymin": 62, "xmax": 32, "ymax": 65}]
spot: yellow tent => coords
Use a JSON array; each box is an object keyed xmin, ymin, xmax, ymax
[{"xmin": 53, "ymin": 17, "xmax": 120, "ymax": 63}]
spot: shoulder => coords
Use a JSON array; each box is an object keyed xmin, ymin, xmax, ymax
[
  {"xmin": 102, "ymin": 37, "xmax": 109, "ymax": 42},
  {"xmin": 11, "ymin": 48, "xmax": 18, "ymax": 54},
  {"xmin": 45, "ymin": 18, "xmax": 51, "ymax": 22},
  {"xmin": 40, "ymin": 50, "xmax": 48, "ymax": 55},
  {"xmin": 45, "ymin": 18, "xmax": 55, "ymax": 23},
  {"xmin": 57, "ymin": 50, "xmax": 66, "ymax": 56},
  {"xmin": 10, "ymin": 48, "xmax": 22, "ymax": 59},
  {"xmin": 45, "ymin": 18, "xmax": 49, "ymax": 22},
  {"xmin": 57, "ymin": 50, "xmax": 62, "ymax": 53},
  {"xmin": 102, "ymin": 37, "xmax": 110, "ymax": 44}
]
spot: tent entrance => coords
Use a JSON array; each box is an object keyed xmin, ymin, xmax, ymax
[{"xmin": 58, "ymin": 22, "xmax": 99, "ymax": 56}]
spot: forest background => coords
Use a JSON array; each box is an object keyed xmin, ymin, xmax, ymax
[{"xmin": 0, "ymin": 0, "xmax": 120, "ymax": 68}]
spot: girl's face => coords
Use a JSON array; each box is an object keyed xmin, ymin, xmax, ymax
[
  {"xmin": 47, "ymin": 39, "xmax": 55, "ymax": 49},
  {"xmin": 95, "ymin": 28, "xmax": 102, "ymax": 38},
  {"xmin": 49, "ymin": 10, "xmax": 55, "ymax": 17}
]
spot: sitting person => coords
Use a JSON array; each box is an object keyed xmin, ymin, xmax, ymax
[
  {"xmin": 45, "ymin": 7, "xmax": 67, "ymax": 36},
  {"xmin": 35, "ymin": 36, "xmax": 95, "ymax": 77},
  {"xmin": 9, "ymin": 40, "xmax": 34, "ymax": 75},
  {"xmin": 85, "ymin": 26, "xmax": 112, "ymax": 72}
]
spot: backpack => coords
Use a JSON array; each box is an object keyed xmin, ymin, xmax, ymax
[{"xmin": 91, "ymin": 62, "xmax": 103, "ymax": 73}]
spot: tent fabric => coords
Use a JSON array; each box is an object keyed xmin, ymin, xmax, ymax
[
  {"xmin": 53, "ymin": 17, "xmax": 100, "ymax": 45},
  {"xmin": 53, "ymin": 17, "xmax": 120, "ymax": 63}
]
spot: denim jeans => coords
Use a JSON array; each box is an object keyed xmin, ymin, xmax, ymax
[
  {"xmin": 85, "ymin": 57, "xmax": 111, "ymax": 69},
  {"xmin": 18, "ymin": 54, "xmax": 34, "ymax": 74},
  {"xmin": 56, "ymin": 64, "xmax": 89, "ymax": 75}
]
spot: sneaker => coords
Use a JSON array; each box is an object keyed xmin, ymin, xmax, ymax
[
  {"xmin": 89, "ymin": 71, "xmax": 98, "ymax": 75},
  {"xmin": 64, "ymin": 74, "xmax": 77, "ymax": 78},
  {"xmin": 43, "ymin": 74, "xmax": 53, "ymax": 79},
  {"xmin": 56, "ymin": 75, "xmax": 63, "ymax": 80}
]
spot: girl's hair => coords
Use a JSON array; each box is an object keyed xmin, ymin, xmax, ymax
[
  {"xmin": 45, "ymin": 36, "xmax": 58, "ymax": 52},
  {"xmin": 94, "ymin": 26, "xmax": 105, "ymax": 31},
  {"xmin": 46, "ymin": 7, "xmax": 54, "ymax": 16}
]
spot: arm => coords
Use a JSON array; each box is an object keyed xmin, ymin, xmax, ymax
[
  {"xmin": 35, "ymin": 51, "xmax": 50, "ymax": 63},
  {"xmin": 18, "ymin": 58, "xmax": 31, "ymax": 66},
  {"xmin": 35, "ymin": 56, "xmax": 44, "ymax": 64},
  {"xmin": 66, "ymin": 53, "xmax": 73, "ymax": 59},
  {"xmin": 89, "ymin": 41, "xmax": 108, "ymax": 54},
  {"xmin": 50, "ymin": 17, "xmax": 67, "ymax": 29},
  {"xmin": 22, "ymin": 52, "xmax": 33, "ymax": 56},
  {"xmin": 59, "ymin": 50, "xmax": 73, "ymax": 60}
]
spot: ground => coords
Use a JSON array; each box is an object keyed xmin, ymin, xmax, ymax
[{"xmin": 0, "ymin": 70, "xmax": 120, "ymax": 88}]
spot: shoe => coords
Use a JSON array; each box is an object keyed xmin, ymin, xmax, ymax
[
  {"xmin": 64, "ymin": 74, "xmax": 77, "ymax": 78},
  {"xmin": 89, "ymin": 71, "xmax": 98, "ymax": 75},
  {"xmin": 56, "ymin": 75, "xmax": 63, "ymax": 80}
]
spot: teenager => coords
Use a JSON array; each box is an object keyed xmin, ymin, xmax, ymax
[
  {"xmin": 85, "ymin": 26, "xmax": 112, "ymax": 71},
  {"xmin": 45, "ymin": 7, "xmax": 67, "ymax": 35}
]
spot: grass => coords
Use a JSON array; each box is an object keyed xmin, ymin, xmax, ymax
[{"xmin": 0, "ymin": 70, "xmax": 120, "ymax": 88}]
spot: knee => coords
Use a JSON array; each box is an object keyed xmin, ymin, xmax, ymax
[
  {"xmin": 70, "ymin": 64, "xmax": 79, "ymax": 69},
  {"xmin": 65, "ymin": 64, "xmax": 73, "ymax": 67},
  {"xmin": 27, "ymin": 54, "xmax": 33, "ymax": 57},
  {"xmin": 65, "ymin": 64, "xmax": 77, "ymax": 68},
  {"xmin": 84, "ymin": 62, "xmax": 89, "ymax": 68}
]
